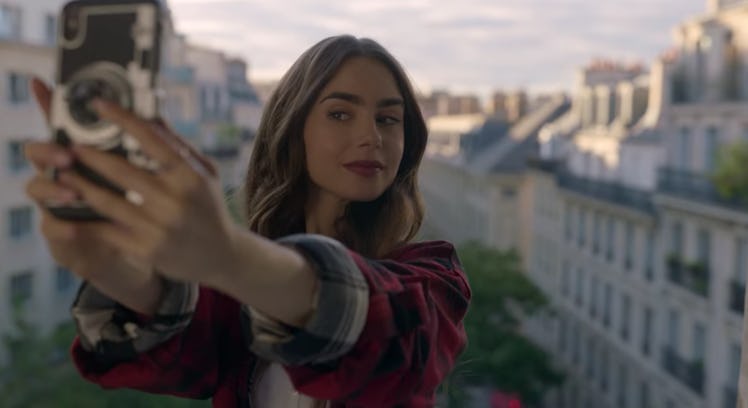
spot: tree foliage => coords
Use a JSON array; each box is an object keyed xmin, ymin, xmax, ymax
[
  {"xmin": 712, "ymin": 140, "xmax": 748, "ymax": 205},
  {"xmin": 0, "ymin": 304, "xmax": 208, "ymax": 408},
  {"xmin": 442, "ymin": 241, "xmax": 564, "ymax": 407}
]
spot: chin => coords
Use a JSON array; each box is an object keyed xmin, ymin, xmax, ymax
[{"xmin": 341, "ymin": 187, "xmax": 387, "ymax": 203}]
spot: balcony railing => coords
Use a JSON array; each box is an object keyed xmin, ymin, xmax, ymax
[
  {"xmin": 667, "ymin": 256, "xmax": 710, "ymax": 297},
  {"xmin": 558, "ymin": 172, "xmax": 655, "ymax": 215},
  {"xmin": 657, "ymin": 167, "xmax": 747, "ymax": 213},
  {"xmin": 662, "ymin": 346, "xmax": 704, "ymax": 395},
  {"xmin": 202, "ymin": 145, "xmax": 240, "ymax": 160},
  {"xmin": 729, "ymin": 280, "xmax": 745, "ymax": 315}
]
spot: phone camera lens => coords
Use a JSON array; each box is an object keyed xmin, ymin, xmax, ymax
[
  {"xmin": 67, "ymin": 79, "xmax": 119, "ymax": 127},
  {"xmin": 63, "ymin": 9, "xmax": 80, "ymax": 41}
]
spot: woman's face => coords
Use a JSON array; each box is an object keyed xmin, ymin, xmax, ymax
[{"xmin": 303, "ymin": 56, "xmax": 405, "ymax": 203}]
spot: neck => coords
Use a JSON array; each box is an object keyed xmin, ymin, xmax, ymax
[{"xmin": 305, "ymin": 188, "xmax": 348, "ymax": 239}]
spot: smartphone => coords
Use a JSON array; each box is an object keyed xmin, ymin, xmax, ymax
[{"xmin": 46, "ymin": 0, "xmax": 166, "ymax": 221}]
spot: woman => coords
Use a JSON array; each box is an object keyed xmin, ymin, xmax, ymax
[{"xmin": 24, "ymin": 35, "xmax": 471, "ymax": 407}]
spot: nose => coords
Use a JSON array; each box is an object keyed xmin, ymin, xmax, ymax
[{"xmin": 357, "ymin": 118, "xmax": 383, "ymax": 148}]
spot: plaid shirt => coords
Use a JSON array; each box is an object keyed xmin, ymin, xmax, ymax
[{"xmin": 70, "ymin": 235, "xmax": 471, "ymax": 407}]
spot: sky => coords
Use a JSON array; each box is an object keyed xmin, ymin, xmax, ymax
[{"xmin": 167, "ymin": 0, "xmax": 706, "ymax": 98}]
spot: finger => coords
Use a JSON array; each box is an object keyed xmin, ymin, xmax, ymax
[
  {"xmin": 31, "ymin": 77, "xmax": 52, "ymax": 123},
  {"xmin": 25, "ymin": 175, "xmax": 80, "ymax": 204},
  {"xmin": 57, "ymin": 170, "xmax": 159, "ymax": 237},
  {"xmin": 152, "ymin": 119, "xmax": 218, "ymax": 177},
  {"xmin": 68, "ymin": 144, "xmax": 177, "ymax": 216},
  {"xmin": 23, "ymin": 141, "xmax": 73, "ymax": 172},
  {"xmin": 91, "ymin": 99, "xmax": 181, "ymax": 166},
  {"xmin": 40, "ymin": 211, "xmax": 79, "ymax": 242}
]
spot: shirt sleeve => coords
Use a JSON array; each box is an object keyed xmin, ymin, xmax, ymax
[
  {"xmin": 72, "ymin": 277, "xmax": 197, "ymax": 360},
  {"xmin": 241, "ymin": 234, "xmax": 471, "ymax": 405},
  {"xmin": 69, "ymin": 279, "xmax": 247, "ymax": 400},
  {"xmin": 243, "ymin": 234, "xmax": 369, "ymax": 365}
]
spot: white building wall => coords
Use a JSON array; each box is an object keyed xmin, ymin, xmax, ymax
[{"xmin": 0, "ymin": 0, "xmax": 77, "ymax": 364}]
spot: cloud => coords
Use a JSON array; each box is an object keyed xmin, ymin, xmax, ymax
[{"xmin": 167, "ymin": 0, "xmax": 705, "ymax": 95}]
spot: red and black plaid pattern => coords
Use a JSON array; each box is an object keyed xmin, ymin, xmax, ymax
[{"xmin": 70, "ymin": 236, "xmax": 470, "ymax": 407}]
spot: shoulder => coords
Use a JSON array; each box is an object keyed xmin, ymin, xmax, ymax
[
  {"xmin": 383, "ymin": 240, "xmax": 469, "ymax": 292},
  {"xmin": 385, "ymin": 240, "xmax": 460, "ymax": 265}
]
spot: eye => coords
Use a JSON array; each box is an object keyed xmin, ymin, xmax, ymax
[
  {"xmin": 328, "ymin": 111, "xmax": 351, "ymax": 121},
  {"xmin": 377, "ymin": 115, "xmax": 402, "ymax": 126}
]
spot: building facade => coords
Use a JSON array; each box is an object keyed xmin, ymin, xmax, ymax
[
  {"xmin": 527, "ymin": 2, "xmax": 748, "ymax": 407},
  {"xmin": 0, "ymin": 0, "xmax": 262, "ymax": 365},
  {"xmin": 0, "ymin": 0, "xmax": 76, "ymax": 364}
]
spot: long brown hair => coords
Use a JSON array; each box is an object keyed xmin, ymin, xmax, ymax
[{"xmin": 243, "ymin": 35, "xmax": 428, "ymax": 258}]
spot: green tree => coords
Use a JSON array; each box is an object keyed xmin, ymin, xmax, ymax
[
  {"xmin": 216, "ymin": 123, "xmax": 242, "ymax": 147},
  {"xmin": 0, "ymin": 303, "xmax": 208, "ymax": 408},
  {"xmin": 442, "ymin": 241, "xmax": 564, "ymax": 407},
  {"xmin": 712, "ymin": 140, "xmax": 748, "ymax": 205}
]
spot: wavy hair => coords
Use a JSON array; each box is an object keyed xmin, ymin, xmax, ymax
[{"xmin": 243, "ymin": 35, "xmax": 428, "ymax": 258}]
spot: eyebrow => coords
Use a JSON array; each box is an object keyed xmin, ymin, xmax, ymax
[{"xmin": 320, "ymin": 91, "xmax": 404, "ymax": 108}]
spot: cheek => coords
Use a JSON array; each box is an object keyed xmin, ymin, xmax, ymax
[{"xmin": 304, "ymin": 128, "xmax": 343, "ymax": 180}]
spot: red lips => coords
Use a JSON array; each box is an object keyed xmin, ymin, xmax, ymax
[{"xmin": 343, "ymin": 160, "xmax": 384, "ymax": 177}]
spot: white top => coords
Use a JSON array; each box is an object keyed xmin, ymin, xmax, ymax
[{"xmin": 253, "ymin": 362, "xmax": 329, "ymax": 408}]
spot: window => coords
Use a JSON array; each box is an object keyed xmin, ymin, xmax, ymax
[
  {"xmin": 645, "ymin": 230, "xmax": 655, "ymax": 281},
  {"xmin": 8, "ymin": 140, "xmax": 28, "ymax": 172},
  {"xmin": 697, "ymin": 228, "xmax": 711, "ymax": 269},
  {"xmin": 693, "ymin": 323, "xmax": 706, "ymax": 363},
  {"xmin": 593, "ymin": 212, "xmax": 601, "ymax": 254},
  {"xmin": 565, "ymin": 206, "xmax": 574, "ymax": 239},
  {"xmin": 213, "ymin": 87, "xmax": 222, "ymax": 115},
  {"xmin": 10, "ymin": 271, "xmax": 33, "ymax": 306},
  {"xmin": 562, "ymin": 261, "xmax": 571, "ymax": 297},
  {"xmin": 501, "ymin": 187, "xmax": 516, "ymax": 198},
  {"xmin": 642, "ymin": 306, "xmax": 653, "ymax": 356},
  {"xmin": 617, "ymin": 364, "xmax": 628, "ymax": 408},
  {"xmin": 671, "ymin": 221, "xmax": 683, "ymax": 256},
  {"xmin": 558, "ymin": 317, "xmax": 567, "ymax": 354},
  {"xmin": 640, "ymin": 382, "xmax": 650, "ymax": 408},
  {"xmin": 620, "ymin": 294, "xmax": 631, "ymax": 341},
  {"xmin": 44, "ymin": 14, "xmax": 57, "ymax": 46},
  {"xmin": 603, "ymin": 283, "xmax": 612, "ymax": 328},
  {"xmin": 606, "ymin": 217, "xmax": 616, "ymax": 261},
  {"xmin": 668, "ymin": 309, "xmax": 680, "ymax": 350},
  {"xmin": 575, "ymin": 268, "xmax": 584, "ymax": 307},
  {"xmin": 586, "ymin": 338, "xmax": 595, "ymax": 379},
  {"xmin": 600, "ymin": 348, "xmax": 609, "ymax": 391},
  {"xmin": 0, "ymin": 4, "xmax": 22, "ymax": 40},
  {"xmin": 572, "ymin": 324, "xmax": 581, "ymax": 365},
  {"xmin": 735, "ymin": 238, "xmax": 747, "ymax": 284},
  {"xmin": 56, "ymin": 266, "xmax": 76, "ymax": 293},
  {"xmin": 569, "ymin": 383, "xmax": 578, "ymax": 408},
  {"xmin": 704, "ymin": 126, "xmax": 719, "ymax": 172},
  {"xmin": 9, "ymin": 206, "xmax": 33, "ymax": 239},
  {"xmin": 678, "ymin": 127, "xmax": 691, "ymax": 169},
  {"xmin": 8, "ymin": 72, "xmax": 30, "ymax": 104},
  {"xmin": 578, "ymin": 209, "xmax": 587, "ymax": 247},
  {"xmin": 589, "ymin": 276, "xmax": 598, "ymax": 318},
  {"xmin": 729, "ymin": 342, "xmax": 741, "ymax": 386},
  {"xmin": 624, "ymin": 221, "xmax": 634, "ymax": 270}
]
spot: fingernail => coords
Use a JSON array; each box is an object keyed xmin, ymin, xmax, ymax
[
  {"xmin": 62, "ymin": 191, "xmax": 78, "ymax": 202},
  {"xmin": 55, "ymin": 153, "xmax": 71, "ymax": 167}
]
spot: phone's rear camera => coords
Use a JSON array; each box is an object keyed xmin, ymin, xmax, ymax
[
  {"xmin": 63, "ymin": 10, "xmax": 80, "ymax": 41},
  {"xmin": 67, "ymin": 79, "xmax": 119, "ymax": 127}
]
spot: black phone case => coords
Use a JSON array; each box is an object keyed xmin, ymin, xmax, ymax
[{"xmin": 47, "ymin": 0, "xmax": 164, "ymax": 221}]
